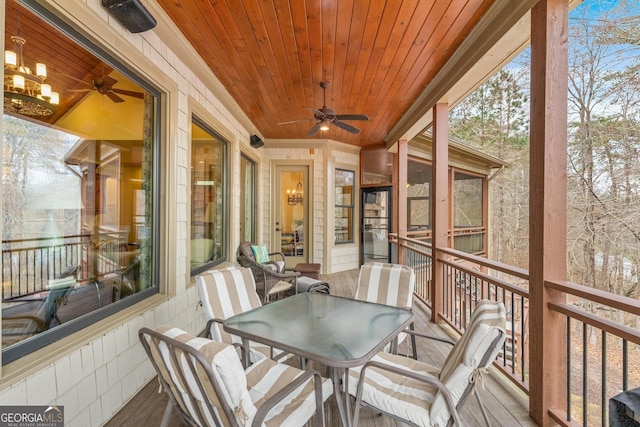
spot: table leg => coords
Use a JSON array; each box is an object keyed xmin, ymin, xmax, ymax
[{"xmin": 332, "ymin": 367, "xmax": 351, "ymax": 427}]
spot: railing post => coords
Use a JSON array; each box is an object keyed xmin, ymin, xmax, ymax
[
  {"xmin": 529, "ymin": 0, "xmax": 568, "ymax": 424},
  {"xmin": 431, "ymin": 103, "xmax": 449, "ymax": 323},
  {"xmin": 396, "ymin": 139, "xmax": 408, "ymax": 265}
]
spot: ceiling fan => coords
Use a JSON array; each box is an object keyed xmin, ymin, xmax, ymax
[
  {"xmin": 67, "ymin": 66, "xmax": 144, "ymax": 103},
  {"xmin": 279, "ymin": 81, "xmax": 369, "ymax": 136}
]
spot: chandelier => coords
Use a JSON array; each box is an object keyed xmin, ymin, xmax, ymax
[
  {"xmin": 4, "ymin": 28, "xmax": 59, "ymax": 116},
  {"xmin": 287, "ymin": 174, "xmax": 304, "ymax": 206}
]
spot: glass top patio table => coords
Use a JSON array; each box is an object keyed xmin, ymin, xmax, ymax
[{"xmin": 223, "ymin": 292, "xmax": 414, "ymax": 368}]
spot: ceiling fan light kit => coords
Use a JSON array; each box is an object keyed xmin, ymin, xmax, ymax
[{"xmin": 278, "ymin": 81, "xmax": 369, "ymax": 136}]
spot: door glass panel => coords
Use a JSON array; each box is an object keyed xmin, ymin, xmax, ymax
[
  {"xmin": 362, "ymin": 189, "xmax": 391, "ymax": 264},
  {"xmin": 278, "ymin": 168, "xmax": 307, "ymax": 268}
]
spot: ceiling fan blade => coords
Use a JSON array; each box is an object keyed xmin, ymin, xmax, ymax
[
  {"xmin": 111, "ymin": 88, "xmax": 145, "ymax": 99},
  {"xmin": 68, "ymin": 89, "xmax": 92, "ymax": 93},
  {"xmin": 307, "ymin": 122, "xmax": 323, "ymax": 136},
  {"xmin": 335, "ymin": 114, "xmax": 369, "ymax": 121},
  {"xmin": 278, "ymin": 118, "xmax": 315, "ymax": 125},
  {"xmin": 105, "ymin": 91, "xmax": 125, "ymax": 103},
  {"xmin": 310, "ymin": 108, "xmax": 329, "ymax": 119},
  {"xmin": 333, "ymin": 120, "xmax": 360, "ymax": 134},
  {"xmin": 102, "ymin": 75, "xmax": 118, "ymax": 88}
]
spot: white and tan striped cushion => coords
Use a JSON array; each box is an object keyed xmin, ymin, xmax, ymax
[
  {"xmin": 347, "ymin": 351, "xmax": 440, "ymax": 426},
  {"xmin": 356, "ymin": 262, "xmax": 415, "ymax": 350},
  {"xmin": 150, "ymin": 325, "xmax": 256, "ymax": 426},
  {"xmin": 348, "ymin": 300, "xmax": 506, "ymax": 427},
  {"xmin": 356, "ymin": 262, "xmax": 415, "ymax": 308},
  {"xmin": 246, "ymin": 357, "xmax": 334, "ymax": 427},
  {"xmin": 196, "ymin": 267, "xmax": 274, "ymax": 362},
  {"xmin": 430, "ymin": 300, "xmax": 506, "ymax": 425}
]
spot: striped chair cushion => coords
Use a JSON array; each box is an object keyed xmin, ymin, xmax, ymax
[
  {"xmin": 348, "ymin": 300, "xmax": 506, "ymax": 427},
  {"xmin": 347, "ymin": 351, "xmax": 440, "ymax": 427},
  {"xmin": 246, "ymin": 358, "xmax": 334, "ymax": 427},
  {"xmin": 151, "ymin": 325, "xmax": 256, "ymax": 426},
  {"xmin": 196, "ymin": 267, "xmax": 274, "ymax": 362},
  {"xmin": 356, "ymin": 262, "xmax": 415, "ymax": 350},
  {"xmin": 430, "ymin": 300, "xmax": 506, "ymax": 424},
  {"xmin": 356, "ymin": 262, "xmax": 415, "ymax": 308}
]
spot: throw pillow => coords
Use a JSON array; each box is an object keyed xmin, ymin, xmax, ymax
[{"xmin": 251, "ymin": 245, "xmax": 269, "ymax": 263}]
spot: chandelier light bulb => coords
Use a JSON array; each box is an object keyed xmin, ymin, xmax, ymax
[
  {"xmin": 40, "ymin": 84, "xmax": 51, "ymax": 98},
  {"xmin": 50, "ymin": 92, "xmax": 59, "ymax": 105},
  {"xmin": 5, "ymin": 50, "xmax": 17, "ymax": 67},
  {"xmin": 13, "ymin": 75, "xmax": 25, "ymax": 91},
  {"xmin": 36, "ymin": 63, "xmax": 47, "ymax": 78}
]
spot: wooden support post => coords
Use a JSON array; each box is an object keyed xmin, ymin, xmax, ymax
[
  {"xmin": 431, "ymin": 103, "xmax": 448, "ymax": 322},
  {"xmin": 397, "ymin": 139, "xmax": 408, "ymax": 264},
  {"xmin": 529, "ymin": 0, "xmax": 568, "ymax": 424}
]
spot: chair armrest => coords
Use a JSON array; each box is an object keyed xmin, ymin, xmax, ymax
[
  {"xmin": 356, "ymin": 360, "xmax": 465, "ymax": 427},
  {"xmin": 403, "ymin": 328, "xmax": 456, "ymax": 346},
  {"xmin": 198, "ymin": 318, "xmax": 224, "ymax": 338},
  {"xmin": 268, "ymin": 251, "xmax": 286, "ymax": 263},
  {"xmin": 252, "ymin": 369, "xmax": 325, "ymax": 427}
]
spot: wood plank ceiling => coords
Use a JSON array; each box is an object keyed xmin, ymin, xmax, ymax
[{"xmin": 157, "ymin": 0, "xmax": 495, "ymax": 147}]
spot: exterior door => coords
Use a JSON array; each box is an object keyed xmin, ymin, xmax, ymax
[
  {"xmin": 275, "ymin": 165, "xmax": 308, "ymax": 269},
  {"xmin": 361, "ymin": 187, "xmax": 392, "ymax": 264}
]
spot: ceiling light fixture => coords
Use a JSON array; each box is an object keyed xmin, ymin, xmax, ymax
[
  {"xmin": 4, "ymin": 10, "xmax": 59, "ymax": 116},
  {"xmin": 286, "ymin": 173, "xmax": 304, "ymax": 206}
]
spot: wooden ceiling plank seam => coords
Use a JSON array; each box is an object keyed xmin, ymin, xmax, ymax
[
  {"xmin": 219, "ymin": 0, "xmax": 286, "ymax": 119},
  {"xmin": 397, "ymin": 0, "xmax": 494, "ymax": 100},
  {"xmin": 270, "ymin": 0, "xmax": 310, "ymax": 127},
  {"xmin": 350, "ymin": 0, "xmax": 404, "ymax": 121},
  {"xmin": 305, "ymin": 0, "xmax": 324, "ymax": 103},
  {"xmin": 329, "ymin": 0, "xmax": 356, "ymax": 130},
  {"xmin": 377, "ymin": 0, "xmax": 454, "ymax": 105},
  {"xmin": 276, "ymin": 0, "xmax": 317, "ymax": 137},
  {"xmin": 385, "ymin": 0, "xmax": 536, "ymax": 144},
  {"xmin": 192, "ymin": 0, "xmax": 267, "ymax": 116},
  {"xmin": 160, "ymin": 0, "xmax": 259, "ymax": 112},
  {"xmin": 289, "ymin": 1, "xmax": 316, "ymax": 107},
  {"xmin": 337, "ymin": 0, "xmax": 370, "ymax": 120},
  {"xmin": 193, "ymin": 1, "xmax": 264, "ymax": 117},
  {"xmin": 321, "ymin": 0, "xmax": 337, "ymax": 90},
  {"xmin": 244, "ymin": 0, "xmax": 299, "ymax": 127},
  {"xmin": 364, "ymin": 0, "xmax": 445, "ymax": 137},
  {"xmin": 340, "ymin": 1, "xmax": 386, "ymax": 114}
]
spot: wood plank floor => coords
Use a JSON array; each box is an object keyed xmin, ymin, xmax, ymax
[{"xmin": 106, "ymin": 269, "xmax": 535, "ymax": 427}]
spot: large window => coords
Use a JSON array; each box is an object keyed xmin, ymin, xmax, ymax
[
  {"xmin": 407, "ymin": 160, "xmax": 432, "ymax": 232},
  {"xmin": 239, "ymin": 154, "xmax": 256, "ymax": 243},
  {"xmin": 453, "ymin": 171, "xmax": 485, "ymax": 253},
  {"xmin": 190, "ymin": 119, "xmax": 227, "ymax": 274},
  {"xmin": 335, "ymin": 169, "xmax": 354, "ymax": 243},
  {"xmin": 2, "ymin": 2, "xmax": 159, "ymax": 362}
]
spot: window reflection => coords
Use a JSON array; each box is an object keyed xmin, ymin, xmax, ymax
[{"xmin": 190, "ymin": 120, "xmax": 227, "ymax": 272}]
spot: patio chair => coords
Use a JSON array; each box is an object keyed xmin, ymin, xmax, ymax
[
  {"xmin": 348, "ymin": 299, "xmax": 507, "ymax": 427},
  {"xmin": 355, "ymin": 262, "xmax": 416, "ymax": 357},
  {"xmin": 196, "ymin": 266, "xmax": 289, "ymax": 366},
  {"xmin": 139, "ymin": 325, "xmax": 333, "ymax": 427},
  {"xmin": 2, "ymin": 266, "xmax": 79, "ymax": 347},
  {"xmin": 236, "ymin": 242, "xmax": 300, "ymax": 303}
]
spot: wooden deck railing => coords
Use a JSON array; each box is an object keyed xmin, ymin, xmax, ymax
[
  {"xmin": 390, "ymin": 233, "xmax": 640, "ymax": 426},
  {"xmin": 2, "ymin": 232, "xmax": 133, "ymax": 300}
]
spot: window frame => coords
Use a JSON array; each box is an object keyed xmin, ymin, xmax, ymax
[
  {"xmin": 189, "ymin": 117, "xmax": 229, "ymax": 276},
  {"xmin": 2, "ymin": 0, "xmax": 162, "ymax": 365},
  {"xmin": 240, "ymin": 153, "xmax": 257, "ymax": 244},
  {"xmin": 334, "ymin": 168, "xmax": 355, "ymax": 244}
]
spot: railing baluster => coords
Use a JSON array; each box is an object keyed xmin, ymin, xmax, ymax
[
  {"xmin": 567, "ymin": 316, "xmax": 572, "ymax": 423},
  {"xmin": 582, "ymin": 321, "xmax": 587, "ymax": 426},
  {"xmin": 622, "ymin": 339, "xmax": 628, "ymax": 392},
  {"xmin": 601, "ymin": 332, "xmax": 606, "ymax": 427}
]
